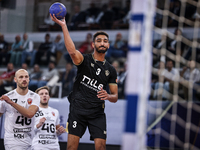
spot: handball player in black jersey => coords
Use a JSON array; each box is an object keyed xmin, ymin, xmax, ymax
[{"xmin": 51, "ymin": 14, "xmax": 118, "ymax": 150}]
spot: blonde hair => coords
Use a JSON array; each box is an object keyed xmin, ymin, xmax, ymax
[{"xmin": 35, "ymin": 86, "xmax": 50, "ymax": 94}]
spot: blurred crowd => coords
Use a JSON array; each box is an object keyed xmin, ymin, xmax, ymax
[
  {"xmin": 39, "ymin": 0, "xmax": 131, "ymax": 31},
  {"xmin": 38, "ymin": 0, "xmax": 199, "ymax": 32},
  {"xmin": 151, "ymin": 27, "xmax": 200, "ymax": 101},
  {"xmin": 155, "ymin": 0, "xmax": 198, "ymax": 28}
]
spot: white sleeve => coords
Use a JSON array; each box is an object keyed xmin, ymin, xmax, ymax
[
  {"xmin": 0, "ymin": 101, "xmax": 6, "ymax": 114},
  {"xmin": 31, "ymin": 94, "xmax": 40, "ymax": 108}
]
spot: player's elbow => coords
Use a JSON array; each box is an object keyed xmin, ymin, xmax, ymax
[
  {"xmin": 26, "ymin": 112, "xmax": 35, "ymax": 118},
  {"xmin": 112, "ymin": 98, "xmax": 118, "ymax": 103},
  {"xmin": 69, "ymin": 51, "xmax": 76, "ymax": 56},
  {"xmin": 108, "ymin": 94, "xmax": 118, "ymax": 103},
  {"xmin": 26, "ymin": 109, "xmax": 38, "ymax": 118}
]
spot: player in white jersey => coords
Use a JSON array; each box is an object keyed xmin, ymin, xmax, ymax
[
  {"xmin": 0, "ymin": 69, "xmax": 40, "ymax": 150},
  {"xmin": 32, "ymin": 86, "xmax": 66, "ymax": 150}
]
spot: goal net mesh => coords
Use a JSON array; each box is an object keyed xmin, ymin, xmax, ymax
[{"xmin": 147, "ymin": 0, "xmax": 200, "ymax": 149}]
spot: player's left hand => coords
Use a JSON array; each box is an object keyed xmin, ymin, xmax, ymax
[
  {"xmin": 97, "ymin": 88, "xmax": 109, "ymax": 100},
  {"xmin": 0, "ymin": 95, "xmax": 13, "ymax": 105},
  {"xmin": 57, "ymin": 126, "xmax": 66, "ymax": 135}
]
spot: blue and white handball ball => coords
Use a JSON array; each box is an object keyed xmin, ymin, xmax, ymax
[{"xmin": 49, "ymin": 2, "xmax": 67, "ymax": 20}]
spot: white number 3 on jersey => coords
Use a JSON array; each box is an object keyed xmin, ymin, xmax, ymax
[{"xmin": 96, "ymin": 68, "xmax": 101, "ymax": 75}]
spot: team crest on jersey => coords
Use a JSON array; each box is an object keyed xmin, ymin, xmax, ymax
[
  {"xmin": 105, "ymin": 70, "xmax": 110, "ymax": 76},
  {"xmin": 27, "ymin": 98, "xmax": 32, "ymax": 104},
  {"xmin": 52, "ymin": 112, "xmax": 55, "ymax": 116},
  {"xmin": 91, "ymin": 63, "xmax": 94, "ymax": 67}
]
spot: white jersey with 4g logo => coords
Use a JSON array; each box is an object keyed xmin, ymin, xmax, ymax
[
  {"xmin": 0, "ymin": 89, "xmax": 40, "ymax": 147},
  {"xmin": 32, "ymin": 106, "xmax": 60, "ymax": 150}
]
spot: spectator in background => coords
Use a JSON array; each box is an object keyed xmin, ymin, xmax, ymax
[
  {"xmin": 118, "ymin": 0, "xmax": 131, "ymax": 20},
  {"xmin": 52, "ymin": 34, "xmax": 66, "ymax": 65},
  {"xmin": 150, "ymin": 61, "xmax": 165, "ymax": 99},
  {"xmin": 68, "ymin": 5, "xmax": 87, "ymax": 30},
  {"xmin": 29, "ymin": 64, "xmax": 42, "ymax": 92},
  {"xmin": 168, "ymin": 0, "xmax": 181, "ymax": 27},
  {"xmin": 35, "ymin": 33, "xmax": 53, "ymax": 66},
  {"xmin": 60, "ymin": 62, "xmax": 77, "ymax": 97},
  {"xmin": 0, "ymin": 63, "xmax": 15, "ymax": 95},
  {"xmin": 153, "ymin": 32, "xmax": 171, "ymax": 66},
  {"xmin": 111, "ymin": 60, "xmax": 120, "ymax": 80},
  {"xmin": 9, "ymin": 35, "xmax": 23, "ymax": 67},
  {"xmin": 111, "ymin": 0, "xmax": 130, "ymax": 29},
  {"xmin": 0, "ymin": 34, "xmax": 9, "ymax": 66},
  {"xmin": 180, "ymin": 60, "xmax": 200, "ymax": 101},
  {"xmin": 184, "ymin": 38, "xmax": 200, "ymax": 63},
  {"xmin": 21, "ymin": 63, "xmax": 31, "ymax": 75},
  {"xmin": 28, "ymin": 62, "xmax": 59, "ymax": 94},
  {"xmin": 85, "ymin": 2, "xmax": 100, "ymax": 22},
  {"xmin": 118, "ymin": 62, "xmax": 127, "ymax": 99},
  {"xmin": 95, "ymin": 3, "xmax": 115, "ymax": 29},
  {"xmin": 78, "ymin": 33, "xmax": 93, "ymax": 54},
  {"xmin": 106, "ymin": 32, "xmax": 127, "ymax": 62},
  {"xmin": 21, "ymin": 33, "xmax": 36, "ymax": 67},
  {"xmin": 167, "ymin": 28, "xmax": 186, "ymax": 56},
  {"xmin": 153, "ymin": 60, "xmax": 180, "ymax": 100}
]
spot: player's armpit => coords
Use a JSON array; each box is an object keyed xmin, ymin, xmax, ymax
[{"xmin": 0, "ymin": 113, "xmax": 3, "ymax": 117}]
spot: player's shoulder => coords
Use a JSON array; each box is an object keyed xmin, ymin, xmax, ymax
[
  {"xmin": 5, "ymin": 89, "xmax": 16, "ymax": 97},
  {"xmin": 48, "ymin": 106, "xmax": 58, "ymax": 111},
  {"xmin": 82, "ymin": 53, "xmax": 93, "ymax": 61},
  {"xmin": 105, "ymin": 60, "xmax": 116, "ymax": 71},
  {"xmin": 77, "ymin": 53, "xmax": 92, "ymax": 66},
  {"xmin": 28, "ymin": 90, "xmax": 40, "ymax": 101},
  {"xmin": 28, "ymin": 90, "xmax": 39, "ymax": 96},
  {"xmin": 48, "ymin": 106, "xmax": 59, "ymax": 114}
]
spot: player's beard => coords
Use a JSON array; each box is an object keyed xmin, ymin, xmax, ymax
[
  {"xmin": 40, "ymin": 102, "xmax": 48, "ymax": 106},
  {"xmin": 18, "ymin": 83, "xmax": 28, "ymax": 90},
  {"xmin": 95, "ymin": 45, "xmax": 108, "ymax": 53}
]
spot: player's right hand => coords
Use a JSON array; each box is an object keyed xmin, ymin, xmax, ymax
[
  {"xmin": 50, "ymin": 14, "xmax": 66, "ymax": 27},
  {"xmin": 38, "ymin": 117, "xmax": 46, "ymax": 128},
  {"xmin": 0, "ymin": 95, "xmax": 13, "ymax": 105}
]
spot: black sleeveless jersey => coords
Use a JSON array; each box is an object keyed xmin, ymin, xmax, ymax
[{"xmin": 68, "ymin": 54, "xmax": 117, "ymax": 113}]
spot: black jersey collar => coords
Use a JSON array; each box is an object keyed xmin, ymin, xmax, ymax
[{"xmin": 92, "ymin": 54, "xmax": 106, "ymax": 65}]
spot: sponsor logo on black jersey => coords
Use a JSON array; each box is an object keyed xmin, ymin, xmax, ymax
[
  {"xmin": 105, "ymin": 70, "xmax": 110, "ymax": 76},
  {"xmin": 81, "ymin": 75, "xmax": 103, "ymax": 91},
  {"xmin": 91, "ymin": 63, "xmax": 94, "ymax": 67}
]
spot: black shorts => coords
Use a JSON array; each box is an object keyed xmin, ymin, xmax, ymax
[{"xmin": 66, "ymin": 107, "xmax": 107, "ymax": 140}]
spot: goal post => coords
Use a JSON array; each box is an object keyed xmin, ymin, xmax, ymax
[{"xmin": 121, "ymin": 0, "xmax": 156, "ymax": 150}]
